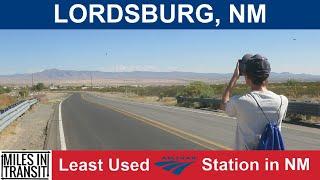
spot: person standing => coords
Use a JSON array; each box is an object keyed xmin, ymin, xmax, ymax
[{"xmin": 221, "ymin": 54, "xmax": 288, "ymax": 150}]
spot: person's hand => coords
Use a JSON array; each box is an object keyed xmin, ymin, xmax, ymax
[
  {"xmin": 221, "ymin": 61, "xmax": 240, "ymax": 108},
  {"xmin": 232, "ymin": 62, "xmax": 240, "ymax": 80}
]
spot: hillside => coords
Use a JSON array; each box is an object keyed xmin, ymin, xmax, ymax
[{"xmin": 0, "ymin": 69, "xmax": 319, "ymax": 86}]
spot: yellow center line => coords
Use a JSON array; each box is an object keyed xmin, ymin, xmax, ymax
[{"xmin": 81, "ymin": 94, "xmax": 232, "ymax": 150}]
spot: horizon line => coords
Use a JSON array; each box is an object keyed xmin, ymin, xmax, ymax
[{"xmin": 0, "ymin": 68, "xmax": 319, "ymax": 76}]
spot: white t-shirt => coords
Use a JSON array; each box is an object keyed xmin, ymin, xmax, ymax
[{"xmin": 226, "ymin": 90, "xmax": 288, "ymax": 150}]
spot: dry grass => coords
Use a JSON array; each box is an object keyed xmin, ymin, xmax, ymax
[
  {"xmin": 0, "ymin": 94, "xmax": 17, "ymax": 109},
  {"xmin": 130, "ymin": 96, "xmax": 177, "ymax": 106},
  {"xmin": 309, "ymin": 116, "xmax": 320, "ymax": 123},
  {"xmin": 160, "ymin": 97, "xmax": 177, "ymax": 106},
  {"xmin": 33, "ymin": 94, "xmax": 49, "ymax": 104},
  {"xmin": 44, "ymin": 92, "xmax": 68, "ymax": 103}
]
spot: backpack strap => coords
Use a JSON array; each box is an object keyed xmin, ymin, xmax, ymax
[
  {"xmin": 248, "ymin": 93, "xmax": 272, "ymax": 124},
  {"xmin": 277, "ymin": 96, "xmax": 283, "ymax": 125},
  {"xmin": 248, "ymin": 93, "xmax": 283, "ymax": 125}
]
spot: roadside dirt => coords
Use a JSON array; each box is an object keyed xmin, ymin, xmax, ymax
[{"xmin": 0, "ymin": 92, "xmax": 67, "ymax": 150}]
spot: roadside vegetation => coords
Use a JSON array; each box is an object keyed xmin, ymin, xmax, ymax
[
  {"xmin": 0, "ymin": 94, "xmax": 17, "ymax": 109},
  {"xmin": 31, "ymin": 83, "xmax": 45, "ymax": 92},
  {"xmin": 90, "ymin": 80, "xmax": 320, "ymax": 102},
  {"xmin": 90, "ymin": 80, "xmax": 320, "ymax": 124},
  {"xmin": 0, "ymin": 86, "xmax": 14, "ymax": 109},
  {"xmin": 1, "ymin": 80, "xmax": 319, "ymax": 123},
  {"xmin": 0, "ymin": 83, "xmax": 47, "ymax": 110},
  {"xmin": 0, "ymin": 86, "xmax": 11, "ymax": 94}
]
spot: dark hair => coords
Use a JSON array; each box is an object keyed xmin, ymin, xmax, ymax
[{"xmin": 246, "ymin": 73, "xmax": 269, "ymax": 86}]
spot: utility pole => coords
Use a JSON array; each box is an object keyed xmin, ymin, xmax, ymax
[
  {"xmin": 136, "ymin": 80, "xmax": 139, "ymax": 96},
  {"xmin": 31, "ymin": 73, "xmax": 34, "ymax": 87},
  {"xmin": 125, "ymin": 80, "xmax": 127, "ymax": 96},
  {"xmin": 90, "ymin": 72, "xmax": 93, "ymax": 91}
]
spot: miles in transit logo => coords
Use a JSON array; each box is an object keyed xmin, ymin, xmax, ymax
[
  {"xmin": 155, "ymin": 156, "xmax": 196, "ymax": 175},
  {"xmin": 0, "ymin": 151, "xmax": 51, "ymax": 180}
]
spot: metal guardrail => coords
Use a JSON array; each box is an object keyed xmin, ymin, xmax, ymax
[
  {"xmin": 287, "ymin": 102, "xmax": 320, "ymax": 116},
  {"xmin": 176, "ymin": 96, "xmax": 320, "ymax": 116},
  {"xmin": 0, "ymin": 100, "xmax": 26, "ymax": 114},
  {"xmin": 0, "ymin": 99, "xmax": 38, "ymax": 132}
]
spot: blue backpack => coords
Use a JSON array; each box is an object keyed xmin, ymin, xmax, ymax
[{"xmin": 249, "ymin": 93, "xmax": 285, "ymax": 150}]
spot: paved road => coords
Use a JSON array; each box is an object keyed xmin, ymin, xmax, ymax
[
  {"xmin": 61, "ymin": 93, "xmax": 205, "ymax": 150},
  {"xmin": 59, "ymin": 93, "xmax": 320, "ymax": 150}
]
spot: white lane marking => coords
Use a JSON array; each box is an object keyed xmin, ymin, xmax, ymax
[
  {"xmin": 143, "ymin": 101, "xmax": 318, "ymax": 133},
  {"xmin": 145, "ymin": 102, "xmax": 319, "ymax": 133},
  {"xmin": 93, "ymin": 93, "xmax": 235, "ymax": 119},
  {"xmin": 91, "ymin": 93, "xmax": 320, "ymax": 134},
  {"xmin": 153, "ymin": 104, "xmax": 234, "ymax": 119},
  {"xmin": 59, "ymin": 100, "xmax": 67, "ymax": 150}
]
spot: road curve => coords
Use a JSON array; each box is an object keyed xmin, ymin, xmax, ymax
[
  {"xmin": 61, "ymin": 93, "xmax": 206, "ymax": 150},
  {"xmin": 60, "ymin": 93, "xmax": 320, "ymax": 150}
]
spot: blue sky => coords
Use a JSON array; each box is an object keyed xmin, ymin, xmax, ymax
[{"xmin": 0, "ymin": 30, "xmax": 319, "ymax": 75}]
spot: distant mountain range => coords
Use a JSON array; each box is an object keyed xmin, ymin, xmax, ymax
[{"xmin": 0, "ymin": 69, "xmax": 319, "ymax": 86}]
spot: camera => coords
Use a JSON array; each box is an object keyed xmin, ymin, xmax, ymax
[
  {"xmin": 238, "ymin": 54, "xmax": 252, "ymax": 76},
  {"xmin": 238, "ymin": 59, "xmax": 246, "ymax": 76}
]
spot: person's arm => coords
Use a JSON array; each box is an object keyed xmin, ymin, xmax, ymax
[{"xmin": 221, "ymin": 62, "xmax": 240, "ymax": 110}]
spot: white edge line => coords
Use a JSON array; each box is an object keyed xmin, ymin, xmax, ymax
[{"xmin": 59, "ymin": 99, "xmax": 67, "ymax": 150}]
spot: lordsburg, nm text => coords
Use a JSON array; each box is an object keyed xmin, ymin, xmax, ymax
[{"xmin": 55, "ymin": 3, "xmax": 266, "ymax": 25}]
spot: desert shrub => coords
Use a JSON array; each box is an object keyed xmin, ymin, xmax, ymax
[
  {"xmin": 0, "ymin": 86, "xmax": 11, "ymax": 94},
  {"xmin": 31, "ymin": 83, "xmax": 45, "ymax": 91},
  {"xmin": 179, "ymin": 81, "xmax": 215, "ymax": 98},
  {"xmin": 19, "ymin": 88, "xmax": 29, "ymax": 98}
]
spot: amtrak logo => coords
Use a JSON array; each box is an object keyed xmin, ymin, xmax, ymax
[{"xmin": 155, "ymin": 156, "xmax": 196, "ymax": 175}]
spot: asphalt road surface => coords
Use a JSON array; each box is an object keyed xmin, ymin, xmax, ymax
[
  {"xmin": 61, "ymin": 93, "xmax": 205, "ymax": 150},
  {"xmin": 58, "ymin": 93, "xmax": 320, "ymax": 150}
]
